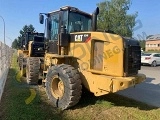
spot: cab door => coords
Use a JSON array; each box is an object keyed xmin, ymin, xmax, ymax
[{"xmin": 47, "ymin": 13, "xmax": 59, "ymax": 54}]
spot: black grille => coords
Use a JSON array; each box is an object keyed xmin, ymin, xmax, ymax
[
  {"xmin": 34, "ymin": 36, "xmax": 44, "ymax": 42},
  {"xmin": 31, "ymin": 42, "xmax": 45, "ymax": 57},
  {"xmin": 123, "ymin": 38, "xmax": 141, "ymax": 76}
]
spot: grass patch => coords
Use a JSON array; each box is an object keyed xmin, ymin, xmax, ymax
[
  {"xmin": 0, "ymin": 52, "xmax": 160, "ymax": 120},
  {"xmin": 0, "ymin": 54, "xmax": 63, "ymax": 120},
  {"xmin": 96, "ymin": 99, "xmax": 114, "ymax": 108}
]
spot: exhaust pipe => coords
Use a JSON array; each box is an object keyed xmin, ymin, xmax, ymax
[{"xmin": 92, "ymin": 7, "xmax": 99, "ymax": 31}]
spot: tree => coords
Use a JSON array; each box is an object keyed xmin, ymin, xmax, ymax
[
  {"xmin": 12, "ymin": 24, "xmax": 36, "ymax": 49},
  {"xmin": 19, "ymin": 24, "xmax": 36, "ymax": 37},
  {"xmin": 97, "ymin": 0, "xmax": 137, "ymax": 37},
  {"xmin": 11, "ymin": 38, "xmax": 18, "ymax": 49}
]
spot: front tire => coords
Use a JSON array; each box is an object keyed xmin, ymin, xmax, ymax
[
  {"xmin": 26, "ymin": 57, "xmax": 40, "ymax": 85},
  {"xmin": 46, "ymin": 64, "xmax": 82, "ymax": 110}
]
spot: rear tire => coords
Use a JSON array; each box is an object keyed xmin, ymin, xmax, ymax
[
  {"xmin": 26, "ymin": 57, "xmax": 40, "ymax": 85},
  {"xmin": 151, "ymin": 61, "xmax": 157, "ymax": 67},
  {"xmin": 45, "ymin": 64, "xmax": 82, "ymax": 110}
]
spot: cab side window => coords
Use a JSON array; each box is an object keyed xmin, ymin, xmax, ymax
[{"xmin": 50, "ymin": 13, "xmax": 59, "ymax": 40}]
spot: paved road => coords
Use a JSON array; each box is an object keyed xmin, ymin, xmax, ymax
[{"xmin": 118, "ymin": 65, "xmax": 160, "ymax": 107}]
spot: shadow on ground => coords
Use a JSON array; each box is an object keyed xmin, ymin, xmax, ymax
[{"xmin": 72, "ymin": 82, "xmax": 158, "ymax": 111}]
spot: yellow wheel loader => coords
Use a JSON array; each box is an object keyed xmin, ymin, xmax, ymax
[
  {"xmin": 33, "ymin": 6, "xmax": 146, "ymax": 110},
  {"xmin": 17, "ymin": 32, "xmax": 45, "ymax": 83}
]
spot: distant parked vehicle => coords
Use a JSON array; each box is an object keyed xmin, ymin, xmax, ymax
[{"xmin": 141, "ymin": 53, "xmax": 160, "ymax": 67}]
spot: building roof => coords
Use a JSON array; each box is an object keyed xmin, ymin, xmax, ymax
[{"xmin": 147, "ymin": 34, "xmax": 160, "ymax": 41}]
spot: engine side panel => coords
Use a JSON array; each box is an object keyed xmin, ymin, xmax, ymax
[{"xmin": 69, "ymin": 32, "xmax": 124, "ymax": 77}]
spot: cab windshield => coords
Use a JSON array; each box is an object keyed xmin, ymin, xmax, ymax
[
  {"xmin": 68, "ymin": 12, "xmax": 91, "ymax": 33},
  {"xmin": 49, "ymin": 10, "xmax": 92, "ymax": 40}
]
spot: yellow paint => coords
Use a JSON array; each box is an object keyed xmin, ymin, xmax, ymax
[
  {"xmin": 17, "ymin": 49, "xmax": 23, "ymax": 57},
  {"xmin": 28, "ymin": 41, "xmax": 33, "ymax": 57},
  {"xmin": 69, "ymin": 32, "xmax": 123, "ymax": 76},
  {"xmin": 82, "ymin": 71, "xmax": 146, "ymax": 96},
  {"xmin": 16, "ymin": 71, "xmax": 22, "ymax": 82},
  {"xmin": 25, "ymin": 89, "xmax": 36, "ymax": 104}
]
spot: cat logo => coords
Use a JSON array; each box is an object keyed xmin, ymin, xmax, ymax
[{"xmin": 75, "ymin": 35, "xmax": 83, "ymax": 41}]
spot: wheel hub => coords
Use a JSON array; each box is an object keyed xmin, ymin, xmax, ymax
[
  {"xmin": 58, "ymin": 81, "xmax": 64, "ymax": 93},
  {"xmin": 51, "ymin": 76, "xmax": 64, "ymax": 99}
]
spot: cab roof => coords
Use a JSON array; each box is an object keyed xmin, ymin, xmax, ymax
[{"xmin": 48, "ymin": 6, "xmax": 92, "ymax": 17}]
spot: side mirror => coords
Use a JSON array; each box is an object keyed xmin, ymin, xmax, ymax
[{"xmin": 39, "ymin": 14, "xmax": 44, "ymax": 24}]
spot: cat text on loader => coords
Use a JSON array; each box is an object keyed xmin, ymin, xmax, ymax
[
  {"xmin": 17, "ymin": 32, "xmax": 45, "ymax": 83},
  {"xmin": 37, "ymin": 6, "xmax": 146, "ymax": 110}
]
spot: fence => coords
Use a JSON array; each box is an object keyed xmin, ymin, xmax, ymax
[{"xmin": 0, "ymin": 41, "xmax": 12, "ymax": 101}]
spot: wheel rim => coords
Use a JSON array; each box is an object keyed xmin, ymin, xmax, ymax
[{"xmin": 51, "ymin": 76, "xmax": 64, "ymax": 99}]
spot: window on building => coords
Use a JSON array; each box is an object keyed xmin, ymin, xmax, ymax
[
  {"xmin": 148, "ymin": 44, "xmax": 150, "ymax": 47},
  {"xmin": 146, "ymin": 44, "xmax": 149, "ymax": 47}
]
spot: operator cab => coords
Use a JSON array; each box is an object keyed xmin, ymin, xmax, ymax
[
  {"xmin": 24, "ymin": 32, "xmax": 44, "ymax": 50},
  {"xmin": 39, "ymin": 6, "xmax": 99, "ymax": 54}
]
